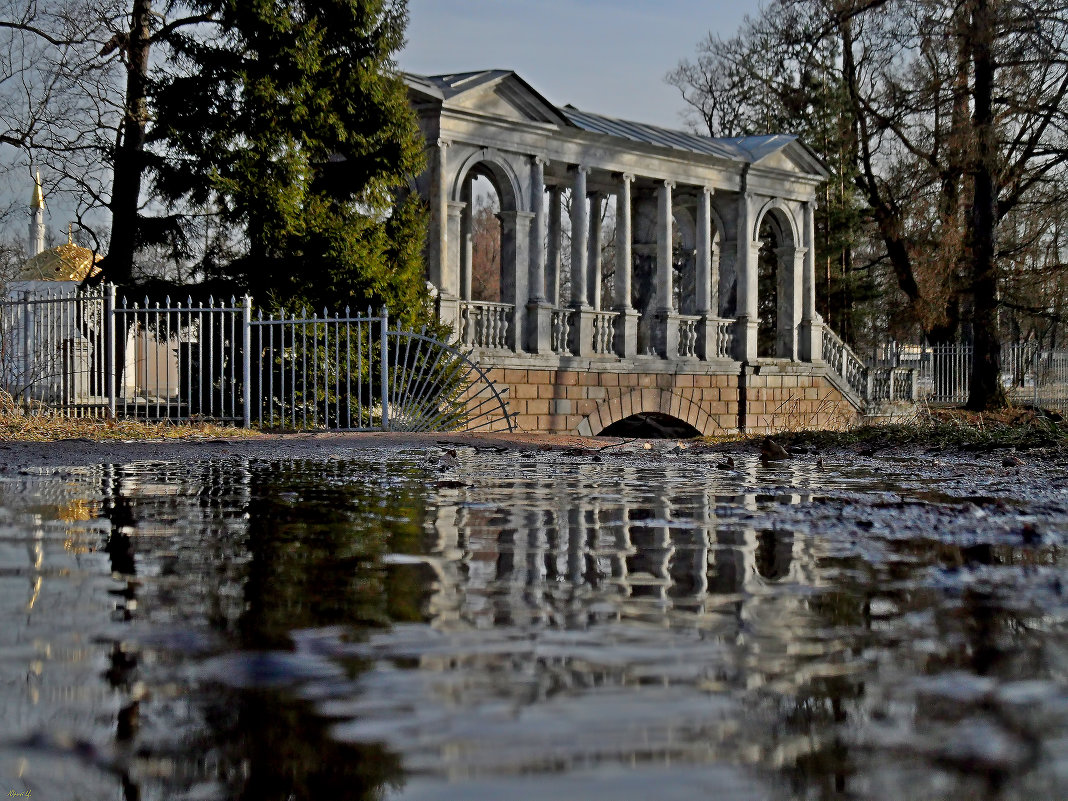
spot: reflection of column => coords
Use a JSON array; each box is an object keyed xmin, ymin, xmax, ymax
[
  {"xmin": 547, "ymin": 187, "xmax": 563, "ymax": 305},
  {"xmin": 570, "ymin": 167, "xmax": 591, "ymax": 308},
  {"xmin": 615, "ymin": 174, "xmax": 639, "ymax": 358},
  {"xmin": 588, "ymin": 191, "xmax": 604, "ymax": 310},
  {"xmin": 800, "ymin": 200, "xmax": 822, "ymax": 361}
]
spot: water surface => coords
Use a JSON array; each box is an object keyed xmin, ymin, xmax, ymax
[{"xmin": 1, "ymin": 446, "xmax": 1067, "ymax": 800}]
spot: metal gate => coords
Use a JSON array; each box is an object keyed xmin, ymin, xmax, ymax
[{"xmin": 0, "ymin": 286, "xmax": 515, "ymax": 433}]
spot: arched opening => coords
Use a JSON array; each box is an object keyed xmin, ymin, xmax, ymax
[
  {"xmin": 599, "ymin": 412, "xmax": 701, "ymax": 439},
  {"xmin": 456, "ymin": 157, "xmax": 522, "ymax": 350},
  {"xmin": 467, "ymin": 173, "xmax": 501, "ymax": 302},
  {"xmin": 756, "ymin": 207, "xmax": 795, "ymax": 359},
  {"xmin": 673, "ymin": 208, "xmax": 697, "ymax": 314}
]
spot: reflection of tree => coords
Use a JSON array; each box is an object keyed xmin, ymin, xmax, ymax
[{"xmin": 193, "ymin": 460, "xmax": 429, "ymax": 799}]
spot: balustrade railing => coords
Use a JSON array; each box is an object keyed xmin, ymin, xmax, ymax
[
  {"xmin": 707, "ymin": 317, "xmax": 734, "ymax": 360},
  {"xmin": 459, "ymin": 301, "xmax": 513, "ymax": 350},
  {"xmin": 822, "ymin": 325, "xmax": 868, "ymax": 399},
  {"xmin": 591, "ymin": 310, "xmax": 617, "ymax": 355},
  {"xmin": 677, "ymin": 315, "xmax": 701, "ymax": 359},
  {"xmin": 550, "ymin": 307, "xmax": 573, "ymax": 355}
]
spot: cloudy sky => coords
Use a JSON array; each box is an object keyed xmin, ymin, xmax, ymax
[{"xmin": 400, "ymin": 0, "xmax": 759, "ymax": 129}]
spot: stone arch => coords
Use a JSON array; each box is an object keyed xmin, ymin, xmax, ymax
[
  {"xmin": 575, "ymin": 387, "xmax": 730, "ymax": 437},
  {"xmin": 752, "ymin": 200, "xmax": 799, "ymax": 359},
  {"xmin": 451, "ymin": 148, "xmax": 524, "ymax": 213},
  {"xmin": 751, "ymin": 198, "xmax": 799, "ymax": 246}
]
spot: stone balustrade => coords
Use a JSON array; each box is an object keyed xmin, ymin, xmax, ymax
[{"xmin": 459, "ymin": 301, "xmax": 513, "ymax": 351}]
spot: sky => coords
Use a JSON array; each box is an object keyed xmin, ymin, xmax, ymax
[{"xmin": 400, "ymin": 0, "xmax": 759, "ymax": 130}]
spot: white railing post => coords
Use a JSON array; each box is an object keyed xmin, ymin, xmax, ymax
[
  {"xmin": 380, "ymin": 307, "xmax": 389, "ymax": 430},
  {"xmin": 106, "ymin": 283, "xmax": 117, "ymax": 419},
  {"xmin": 242, "ymin": 296, "xmax": 252, "ymax": 428}
]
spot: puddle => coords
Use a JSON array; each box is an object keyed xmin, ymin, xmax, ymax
[{"xmin": 0, "ymin": 448, "xmax": 1067, "ymax": 800}]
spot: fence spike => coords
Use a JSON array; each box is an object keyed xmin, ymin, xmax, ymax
[
  {"xmin": 165, "ymin": 295, "xmax": 171, "ymax": 306},
  {"xmin": 258, "ymin": 309, "xmax": 264, "ymax": 321},
  {"xmin": 121, "ymin": 296, "xmax": 128, "ymax": 308},
  {"xmin": 209, "ymin": 295, "xmax": 215, "ymax": 307}
]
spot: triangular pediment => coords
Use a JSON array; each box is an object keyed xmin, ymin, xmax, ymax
[
  {"xmin": 417, "ymin": 71, "xmax": 568, "ymax": 126},
  {"xmin": 750, "ymin": 140, "xmax": 829, "ymax": 178}
]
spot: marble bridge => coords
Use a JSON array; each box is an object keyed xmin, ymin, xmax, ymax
[{"xmin": 406, "ymin": 71, "xmax": 914, "ymax": 435}]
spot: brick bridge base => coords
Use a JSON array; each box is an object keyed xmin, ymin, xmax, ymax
[{"xmin": 478, "ymin": 361, "xmax": 858, "ymax": 436}]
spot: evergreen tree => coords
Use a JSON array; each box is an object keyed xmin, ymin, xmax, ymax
[{"xmin": 148, "ymin": 0, "xmax": 428, "ymax": 323}]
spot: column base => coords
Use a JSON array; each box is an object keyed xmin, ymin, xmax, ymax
[
  {"xmin": 614, "ymin": 308, "xmax": 640, "ymax": 358},
  {"xmin": 698, "ymin": 314, "xmax": 728, "ymax": 361},
  {"xmin": 526, "ymin": 302, "xmax": 555, "ymax": 354},
  {"xmin": 652, "ymin": 309, "xmax": 681, "ymax": 360},
  {"xmin": 570, "ymin": 305, "xmax": 596, "ymax": 357},
  {"xmin": 732, "ymin": 315, "xmax": 759, "ymax": 362},
  {"xmin": 438, "ymin": 294, "xmax": 461, "ymax": 342},
  {"xmin": 800, "ymin": 318, "xmax": 823, "ymax": 362}
]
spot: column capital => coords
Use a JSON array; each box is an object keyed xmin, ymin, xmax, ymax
[
  {"xmin": 661, "ymin": 179, "xmax": 676, "ymax": 190},
  {"xmin": 435, "ymin": 138, "xmax": 451, "ymax": 149},
  {"xmin": 617, "ymin": 172, "xmax": 635, "ymax": 183},
  {"xmin": 571, "ymin": 164, "xmax": 592, "ymax": 175},
  {"xmin": 699, "ymin": 185, "xmax": 715, "ymax": 196},
  {"xmin": 532, "ymin": 154, "xmax": 550, "ymax": 167}
]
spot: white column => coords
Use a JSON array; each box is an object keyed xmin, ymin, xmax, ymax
[
  {"xmin": 431, "ymin": 139, "xmax": 450, "ymax": 291},
  {"xmin": 547, "ymin": 187, "xmax": 563, "ymax": 306},
  {"xmin": 588, "ymin": 191, "xmax": 604, "ymax": 310},
  {"xmin": 529, "ymin": 156, "xmax": 548, "ymax": 304},
  {"xmin": 615, "ymin": 174, "xmax": 634, "ymax": 310},
  {"xmin": 800, "ymin": 199, "xmax": 822, "ymax": 361},
  {"xmin": 570, "ymin": 166, "xmax": 590, "ymax": 307},
  {"xmin": 803, "ymin": 200, "xmax": 817, "ymax": 323},
  {"xmin": 460, "ymin": 173, "xmax": 473, "ymax": 301},
  {"xmin": 735, "ymin": 192, "xmax": 758, "ymax": 361},
  {"xmin": 695, "ymin": 186, "xmax": 714, "ymax": 315},
  {"xmin": 656, "ymin": 180, "xmax": 675, "ymax": 311}
]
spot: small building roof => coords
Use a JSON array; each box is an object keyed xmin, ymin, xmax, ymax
[{"xmin": 19, "ymin": 241, "xmax": 102, "ymax": 282}]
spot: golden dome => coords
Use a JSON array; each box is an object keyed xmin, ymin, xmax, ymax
[{"xmin": 19, "ymin": 240, "xmax": 102, "ymax": 282}]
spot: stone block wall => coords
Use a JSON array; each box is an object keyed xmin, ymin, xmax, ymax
[{"xmin": 743, "ymin": 371, "xmax": 858, "ymax": 434}]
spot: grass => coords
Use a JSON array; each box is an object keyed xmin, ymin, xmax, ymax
[
  {"xmin": 0, "ymin": 393, "xmax": 256, "ymax": 442},
  {"xmin": 770, "ymin": 405, "xmax": 1068, "ymax": 452}
]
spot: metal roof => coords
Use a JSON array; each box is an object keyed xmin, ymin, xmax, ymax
[
  {"xmin": 560, "ymin": 107, "xmax": 795, "ymax": 163},
  {"xmin": 406, "ymin": 71, "xmax": 813, "ymax": 167}
]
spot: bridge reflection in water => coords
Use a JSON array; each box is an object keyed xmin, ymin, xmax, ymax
[{"xmin": 5, "ymin": 452, "xmax": 1061, "ymax": 801}]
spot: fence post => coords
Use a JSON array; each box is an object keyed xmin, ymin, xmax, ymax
[
  {"xmin": 106, "ymin": 283, "xmax": 117, "ymax": 418},
  {"xmin": 380, "ymin": 307, "xmax": 389, "ymax": 430},
  {"xmin": 242, "ymin": 296, "xmax": 252, "ymax": 428},
  {"xmin": 1034, "ymin": 347, "xmax": 1039, "ymax": 409}
]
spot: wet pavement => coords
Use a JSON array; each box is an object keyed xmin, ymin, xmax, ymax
[{"xmin": 1, "ymin": 443, "xmax": 1067, "ymax": 800}]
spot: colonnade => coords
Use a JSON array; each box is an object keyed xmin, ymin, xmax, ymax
[{"xmin": 430, "ymin": 142, "xmax": 823, "ymax": 365}]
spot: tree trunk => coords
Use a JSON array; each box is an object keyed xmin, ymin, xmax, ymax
[
  {"xmin": 101, "ymin": 0, "xmax": 153, "ymax": 285},
  {"xmin": 967, "ymin": 0, "xmax": 1006, "ymax": 410}
]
